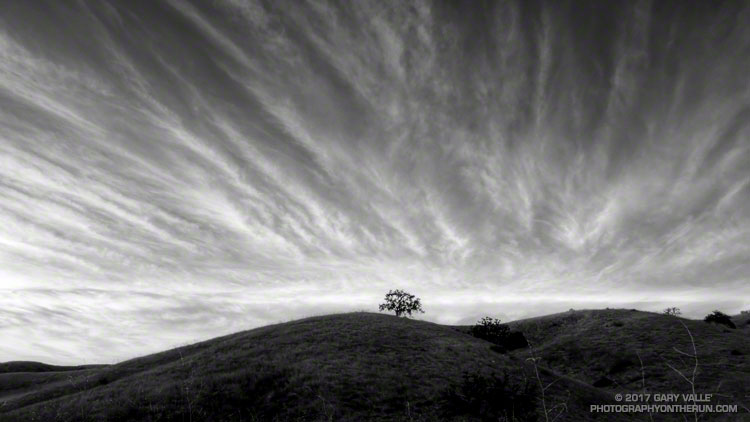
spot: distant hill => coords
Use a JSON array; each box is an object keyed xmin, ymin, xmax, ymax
[
  {"xmin": 1, "ymin": 311, "xmax": 747, "ymax": 421},
  {"xmin": 0, "ymin": 361, "xmax": 105, "ymax": 374}
]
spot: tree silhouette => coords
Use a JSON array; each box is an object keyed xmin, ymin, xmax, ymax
[
  {"xmin": 704, "ymin": 310, "xmax": 735, "ymax": 329},
  {"xmin": 663, "ymin": 307, "xmax": 682, "ymax": 316},
  {"xmin": 378, "ymin": 289, "xmax": 424, "ymax": 317}
]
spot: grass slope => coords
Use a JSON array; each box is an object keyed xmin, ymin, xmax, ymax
[
  {"xmin": 0, "ymin": 363, "xmax": 108, "ymax": 404},
  {"xmin": 0, "ymin": 312, "xmax": 632, "ymax": 422},
  {"xmin": 508, "ymin": 309, "xmax": 750, "ymax": 420},
  {"xmin": 732, "ymin": 312, "xmax": 750, "ymax": 330}
]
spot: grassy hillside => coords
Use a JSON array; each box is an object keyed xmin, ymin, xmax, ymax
[
  {"xmin": 0, "ymin": 312, "xmax": 635, "ymax": 422},
  {"xmin": 0, "ymin": 362, "xmax": 108, "ymax": 404},
  {"xmin": 733, "ymin": 312, "xmax": 750, "ymax": 330},
  {"xmin": 2, "ymin": 310, "xmax": 747, "ymax": 421},
  {"xmin": 507, "ymin": 309, "xmax": 750, "ymax": 419}
]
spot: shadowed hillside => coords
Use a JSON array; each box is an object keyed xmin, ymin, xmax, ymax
[
  {"xmin": 0, "ymin": 312, "xmax": 638, "ymax": 422},
  {"xmin": 733, "ymin": 312, "xmax": 750, "ymax": 330},
  {"xmin": 507, "ymin": 309, "xmax": 750, "ymax": 419},
  {"xmin": 0, "ymin": 362, "xmax": 108, "ymax": 403}
]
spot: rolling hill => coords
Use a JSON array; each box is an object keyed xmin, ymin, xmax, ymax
[
  {"xmin": 507, "ymin": 309, "xmax": 750, "ymax": 420},
  {"xmin": 0, "ymin": 362, "xmax": 105, "ymax": 374},
  {"xmin": 1, "ymin": 311, "xmax": 747, "ymax": 421}
]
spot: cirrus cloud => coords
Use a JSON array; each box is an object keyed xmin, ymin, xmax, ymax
[{"xmin": 0, "ymin": 0, "xmax": 748, "ymax": 364}]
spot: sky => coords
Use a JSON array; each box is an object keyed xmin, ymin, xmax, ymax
[{"xmin": 0, "ymin": 0, "xmax": 748, "ymax": 365}]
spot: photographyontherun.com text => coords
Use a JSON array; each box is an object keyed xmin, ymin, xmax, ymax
[
  {"xmin": 592, "ymin": 394, "xmax": 737, "ymax": 414},
  {"xmin": 590, "ymin": 404, "xmax": 738, "ymax": 414}
]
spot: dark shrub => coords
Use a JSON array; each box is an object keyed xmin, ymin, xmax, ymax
[
  {"xmin": 608, "ymin": 357, "xmax": 634, "ymax": 374},
  {"xmin": 490, "ymin": 345, "xmax": 505, "ymax": 354},
  {"xmin": 504, "ymin": 330, "xmax": 529, "ymax": 351},
  {"xmin": 470, "ymin": 317, "xmax": 528, "ymax": 352},
  {"xmin": 471, "ymin": 317, "xmax": 509, "ymax": 340},
  {"xmin": 704, "ymin": 311, "xmax": 736, "ymax": 329},
  {"xmin": 593, "ymin": 376, "xmax": 614, "ymax": 388},
  {"xmin": 442, "ymin": 371, "xmax": 538, "ymax": 421},
  {"xmin": 730, "ymin": 349, "xmax": 743, "ymax": 356}
]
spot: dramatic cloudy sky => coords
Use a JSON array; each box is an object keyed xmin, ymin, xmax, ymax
[{"xmin": 1, "ymin": 1, "xmax": 748, "ymax": 364}]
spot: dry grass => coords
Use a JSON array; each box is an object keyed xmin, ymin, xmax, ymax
[
  {"xmin": 508, "ymin": 309, "xmax": 750, "ymax": 420},
  {"xmin": 1, "ymin": 313, "xmax": 543, "ymax": 421},
  {"xmin": 3, "ymin": 310, "xmax": 744, "ymax": 421}
]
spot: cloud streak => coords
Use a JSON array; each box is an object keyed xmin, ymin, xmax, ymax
[{"xmin": 0, "ymin": 0, "xmax": 748, "ymax": 364}]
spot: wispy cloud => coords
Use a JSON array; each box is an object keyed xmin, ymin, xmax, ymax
[{"xmin": 0, "ymin": 0, "xmax": 748, "ymax": 364}]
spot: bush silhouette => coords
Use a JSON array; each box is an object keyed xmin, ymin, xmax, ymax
[
  {"xmin": 471, "ymin": 317, "xmax": 509, "ymax": 340},
  {"xmin": 503, "ymin": 330, "xmax": 529, "ymax": 351},
  {"xmin": 704, "ymin": 310, "xmax": 736, "ymax": 329},
  {"xmin": 378, "ymin": 289, "xmax": 424, "ymax": 317},
  {"xmin": 470, "ymin": 317, "xmax": 528, "ymax": 352}
]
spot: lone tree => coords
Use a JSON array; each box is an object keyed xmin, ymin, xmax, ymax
[
  {"xmin": 663, "ymin": 307, "xmax": 682, "ymax": 316},
  {"xmin": 379, "ymin": 289, "xmax": 424, "ymax": 317}
]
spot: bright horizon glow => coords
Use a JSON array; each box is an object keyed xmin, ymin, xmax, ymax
[{"xmin": 1, "ymin": 1, "xmax": 748, "ymax": 365}]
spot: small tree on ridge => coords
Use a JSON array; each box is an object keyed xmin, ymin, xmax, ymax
[
  {"xmin": 663, "ymin": 307, "xmax": 682, "ymax": 316},
  {"xmin": 379, "ymin": 289, "xmax": 424, "ymax": 317}
]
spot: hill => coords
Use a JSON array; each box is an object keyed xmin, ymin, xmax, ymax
[
  {"xmin": 732, "ymin": 312, "xmax": 750, "ymax": 330},
  {"xmin": 0, "ymin": 312, "xmax": 635, "ymax": 422},
  {"xmin": 0, "ymin": 362, "xmax": 108, "ymax": 404},
  {"xmin": 0, "ymin": 362, "xmax": 105, "ymax": 374},
  {"xmin": 507, "ymin": 309, "xmax": 750, "ymax": 419}
]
